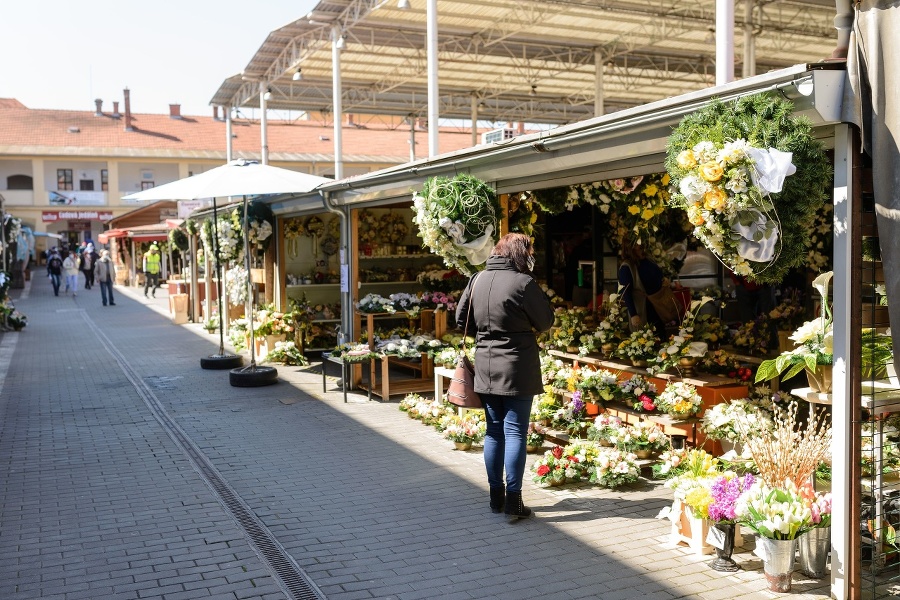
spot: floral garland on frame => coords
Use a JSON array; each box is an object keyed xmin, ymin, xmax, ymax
[
  {"xmin": 665, "ymin": 93, "xmax": 832, "ymax": 283},
  {"xmin": 200, "ymin": 216, "xmax": 241, "ymax": 264},
  {"xmin": 412, "ymin": 174, "xmax": 502, "ymax": 275}
]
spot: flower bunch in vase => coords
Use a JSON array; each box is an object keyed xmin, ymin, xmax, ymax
[
  {"xmin": 441, "ymin": 414, "xmax": 486, "ymax": 446},
  {"xmin": 589, "ymin": 448, "xmax": 641, "ymax": 488},
  {"xmin": 553, "ymin": 391, "xmax": 589, "ymax": 435},
  {"xmin": 435, "ymin": 347, "xmax": 461, "ymax": 368},
  {"xmin": 611, "ymin": 420, "xmax": 670, "ymax": 456},
  {"xmin": 389, "ymin": 292, "xmax": 421, "ymax": 317},
  {"xmin": 656, "ymin": 381, "xmax": 704, "ymax": 419},
  {"xmin": 586, "ymin": 413, "xmax": 624, "ymax": 446},
  {"xmin": 663, "ymin": 448, "xmax": 721, "ymax": 496},
  {"xmin": 593, "ymin": 291, "xmax": 630, "ymax": 352},
  {"xmin": 616, "ymin": 324, "xmax": 659, "ymax": 364},
  {"xmin": 756, "ymin": 272, "xmax": 833, "ymax": 389},
  {"xmin": 735, "ymin": 479, "xmax": 812, "ymax": 540},
  {"xmin": 620, "ymin": 374, "xmax": 658, "ymax": 413},
  {"xmin": 650, "ymin": 296, "xmax": 713, "ymax": 373},
  {"xmin": 652, "ymin": 447, "xmax": 689, "ymax": 479},
  {"xmin": 419, "ymin": 290, "xmax": 458, "ymax": 312},
  {"xmin": 576, "ymin": 367, "xmax": 622, "ymax": 405},
  {"xmin": 532, "ymin": 446, "xmax": 571, "ymax": 486},
  {"xmin": 805, "ymin": 490, "xmax": 832, "ymax": 529},
  {"xmin": 708, "ymin": 473, "xmax": 756, "ymax": 523}
]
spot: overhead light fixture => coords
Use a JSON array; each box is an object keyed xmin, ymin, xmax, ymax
[
  {"xmin": 529, "ymin": 85, "xmax": 537, "ymax": 97},
  {"xmin": 292, "ymin": 68, "xmax": 302, "ymax": 81},
  {"xmin": 397, "ymin": 0, "xmax": 411, "ymax": 8},
  {"xmin": 263, "ymin": 87, "xmax": 273, "ymax": 101},
  {"xmin": 335, "ymin": 35, "xmax": 346, "ymax": 50}
]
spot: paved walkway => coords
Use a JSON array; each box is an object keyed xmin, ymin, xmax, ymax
[{"xmin": 0, "ymin": 275, "xmax": 832, "ymax": 599}]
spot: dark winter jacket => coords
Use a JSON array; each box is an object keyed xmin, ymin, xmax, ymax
[{"xmin": 455, "ymin": 255, "xmax": 555, "ymax": 396}]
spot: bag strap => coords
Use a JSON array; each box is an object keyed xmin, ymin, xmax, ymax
[{"xmin": 460, "ymin": 273, "xmax": 479, "ymax": 352}]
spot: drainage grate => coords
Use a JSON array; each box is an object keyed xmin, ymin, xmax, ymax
[{"xmin": 83, "ymin": 313, "xmax": 326, "ymax": 600}]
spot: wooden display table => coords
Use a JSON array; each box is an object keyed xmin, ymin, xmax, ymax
[{"xmin": 547, "ymin": 349, "xmax": 748, "ymax": 449}]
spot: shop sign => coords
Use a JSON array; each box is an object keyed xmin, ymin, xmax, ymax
[
  {"xmin": 48, "ymin": 191, "xmax": 106, "ymax": 206},
  {"xmin": 42, "ymin": 211, "xmax": 113, "ymax": 222}
]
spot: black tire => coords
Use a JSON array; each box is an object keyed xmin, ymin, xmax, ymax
[
  {"xmin": 229, "ymin": 365, "xmax": 278, "ymax": 387},
  {"xmin": 200, "ymin": 354, "xmax": 244, "ymax": 370}
]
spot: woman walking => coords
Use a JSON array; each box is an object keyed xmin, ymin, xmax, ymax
[
  {"xmin": 62, "ymin": 250, "xmax": 79, "ymax": 297},
  {"xmin": 455, "ymin": 233, "xmax": 555, "ymax": 521}
]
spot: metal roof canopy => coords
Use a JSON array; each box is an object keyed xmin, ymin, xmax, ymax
[
  {"xmin": 308, "ymin": 63, "xmax": 846, "ymax": 205},
  {"xmin": 212, "ymin": 0, "xmax": 841, "ymax": 126}
]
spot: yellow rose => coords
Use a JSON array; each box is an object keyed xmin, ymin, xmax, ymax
[
  {"xmin": 642, "ymin": 183, "xmax": 658, "ymax": 197},
  {"xmin": 704, "ymin": 188, "xmax": 728, "ymax": 210},
  {"xmin": 628, "ymin": 205, "xmax": 640, "ymax": 215},
  {"xmin": 688, "ymin": 209, "xmax": 705, "ymax": 226},
  {"xmin": 699, "ymin": 161, "xmax": 724, "ymax": 182},
  {"xmin": 530, "ymin": 212, "xmax": 538, "ymax": 223},
  {"xmin": 661, "ymin": 173, "xmax": 671, "ymax": 186},
  {"xmin": 676, "ymin": 150, "xmax": 697, "ymax": 170},
  {"xmin": 641, "ymin": 208, "xmax": 655, "ymax": 220}
]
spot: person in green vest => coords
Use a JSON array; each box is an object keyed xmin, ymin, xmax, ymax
[{"xmin": 142, "ymin": 244, "xmax": 161, "ymax": 298}]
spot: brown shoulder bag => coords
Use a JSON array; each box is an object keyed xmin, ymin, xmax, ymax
[{"xmin": 447, "ymin": 275, "xmax": 483, "ymax": 408}]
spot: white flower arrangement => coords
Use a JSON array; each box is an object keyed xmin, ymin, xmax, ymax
[
  {"xmin": 701, "ymin": 398, "xmax": 774, "ymax": 442},
  {"xmin": 389, "ymin": 292, "xmax": 421, "ymax": 316},
  {"xmin": 608, "ymin": 420, "xmax": 670, "ymax": 453},
  {"xmin": 225, "ymin": 265, "xmax": 249, "ymax": 305},
  {"xmin": 356, "ymin": 293, "xmax": 396, "ymax": 314},
  {"xmin": 656, "ymin": 381, "xmax": 704, "ymax": 419},
  {"xmin": 247, "ymin": 219, "xmax": 273, "ymax": 253},
  {"xmin": 616, "ymin": 324, "xmax": 659, "ymax": 361},
  {"xmin": 589, "ymin": 448, "xmax": 641, "ymax": 488}
]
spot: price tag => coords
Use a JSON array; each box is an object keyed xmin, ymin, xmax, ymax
[{"xmin": 705, "ymin": 525, "xmax": 726, "ymax": 550}]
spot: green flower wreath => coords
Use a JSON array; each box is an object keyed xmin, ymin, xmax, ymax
[
  {"xmin": 665, "ymin": 93, "xmax": 832, "ymax": 284},
  {"xmin": 412, "ymin": 174, "xmax": 502, "ymax": 275}
]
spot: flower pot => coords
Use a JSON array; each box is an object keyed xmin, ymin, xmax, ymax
[
  {"xmin": 585, "ymin": 401, "xmax": 601, "ymax": 417},
  {"xmin": 755, "ymin": 536, "xmax": 797, "ymax": 593},
  {"xmin": 678, "ymin": 356, "xmax": 699, "ymax": 376},
  {"xmin": 526, "ymin": 444, "xmax": 542, "ymax": 453},
  {"xmin": 806, "ymin": 364, "xmax": 833, "ymax": 393},
  {"xmin": 708, "ymin": 522, "xmax": 739, "ymax": 572},
  {"xmin": 566, "ymin": 346, "xmax": 579, "ymax": 354},
  {"xmin": 634, "ymin": 449, "xmax": 652, "ymax": 460},
  {"xmin": 600, "ymin": 342, "xmax": 616, "ymax": 357},
  {"xmin": 798, "ymin": 526, "xmax": 830, "ymax": 579},
  {"xmin": 598, "ymin": 438, "xmax": 615, "ymax": 448},
  {"xmin": 453, "ymin": 441, "xmax": 472, "ymax": 451},
  {"xmin": 669, "ymin": 499, "xmax": 713, "ymax": 555},
  {"xmin": 547, "ymin": 474, "xmax": 566, "ymax": 486},
  {"xmin": 631, "ymin": 358, "xmax": 648, "ymax": 367}
]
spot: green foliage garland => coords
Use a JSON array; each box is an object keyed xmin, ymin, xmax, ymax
[
  {"xmin": 665, "ymin": 93, "xmax": 832, "ymax": 283},
  {"xmin": 168, "ymin": 228, "xmax": 189, "ymax": 252}
]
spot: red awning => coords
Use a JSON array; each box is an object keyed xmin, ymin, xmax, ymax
[
  {"xmin": 97, "ymin": 228, "xmax": 127, "ymax": 244},
  {"xmin": 130, "ymin": 233, "xmax": 169, "ymax": 242}
]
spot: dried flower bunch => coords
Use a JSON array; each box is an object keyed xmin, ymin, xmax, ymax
[{"xmin": 743, "ymin": 401, "xmax": 832, "ymax": 488}]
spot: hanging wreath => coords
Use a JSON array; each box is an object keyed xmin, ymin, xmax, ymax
[
  {"xmin": 284, "ymin": 218, "xmax": 306, "ymax": 239},
  {"xmin": 378, "ymin": 212, "xmax": 409, "ymax": 245},
  {"xmin": 231, "ymin": 200, "xmax": 274, "ymax": 256},
  {"xmin": 412, "ymin": 174, "xmax": 502, "ymax": 275},
  {"xmin": 168, "ymin": 228, "xmax": 189, "ymax": 252},
  {"xmin": 305, "ymin": 216, "xmax": 325, "ymax": 255},
  {"xmin": 200, "ymin": 216, "xmax": 241, "ymax": 264},
  {"xmin": 665, "ymin": 93, "xmax": 832, "ymax": 283},
  {"xmin": 357, "ymin": 210, "xmax": 378, "ymax": 245},
  {"xmin": 184, "ymin": 219, "xmax": 199, "ymax": 236}
]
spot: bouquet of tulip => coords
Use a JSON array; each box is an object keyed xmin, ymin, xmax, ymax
[
  {"xmin": 735, "ymin": 479, "xmax": 812, "ymax": 540},
  {"xmin": 656, "ymin": 381, "xmax": 704, "ymax": 419},
  {"xmin": 806, "ymin": 490, "xmax": 833, "ymax": 528},
  {"xmin": 619, "ymin": 374, "xmax": 659, "ymax": 413}
]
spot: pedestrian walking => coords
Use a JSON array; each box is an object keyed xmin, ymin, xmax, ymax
[
  {"xmin": 95, "ymin": 249, "xmax": 116, "ymax": 306},
  {"xmin": 80, "ymin": 243, "xmax": 97, "ymax": 289},
  {"xmin": 142, "ymin": 244, "xmax": 161, "ymax": 298},
  {"xmin": 62, "ymin": 250, "xmax": 79, "ymax": 297},
  {"xmin": 46, "ymin": 247, "xmax": 63, "ymax": 296},
  {"xmin": 455, "ymin": 233, "xmax": 555, "ymax": 521}
]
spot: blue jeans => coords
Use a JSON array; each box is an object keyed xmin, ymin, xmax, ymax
[
  {"xmin": 100, "ymin": 280, "xmax": 115, "ymax": 305},
  {"xmin": 49, "ymin": 273, "xmax": 61, "ymax": 295},
  {"xmin": 481, "ymin": 393, "xmax": 533, "ymax": 493}
]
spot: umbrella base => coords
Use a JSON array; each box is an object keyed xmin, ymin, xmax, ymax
[
  {"xmin": 229, "ymin": 365, "xmax": 278, "ymax": 387},
  {"xmin": 201, "ymin": 354, "xmax": 244, "ymax": 370}
]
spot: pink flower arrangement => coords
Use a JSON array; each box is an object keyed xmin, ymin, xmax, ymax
[
  {"xmin": 419, "ymin": 291, "xmax": 458, "ymax": 312},
  {"xmin": 707, "ymin": 473, "xmax": 756, "ymax": 523}
]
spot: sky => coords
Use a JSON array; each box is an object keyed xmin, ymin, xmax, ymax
[{"xmin": 0, "ymin": 0, "xmax": 320, "ymax": 117}]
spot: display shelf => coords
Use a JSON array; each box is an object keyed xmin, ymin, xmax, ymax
[
  {"xmin": 791, "ymin": 381, "xmax": 900, "ymax": 415},
  {"xmin": 359, "ymin": 254, "xmax": 434, "ymax": 260},
  {"xmin": 286, "ymin": 283, "xmax": 340, "ymax": 289},
  {"xmin": 359, "ymin": 280, "xmax": 423, "ymax": 286}
]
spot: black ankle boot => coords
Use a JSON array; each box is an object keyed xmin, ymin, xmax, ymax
[
  {"xmin": 490, "ymin": 487, "xmax": 505, "ymax": 514},
  {"xmin": 504, "ymin": 491, "xmax": 533, "ymax": 522}
]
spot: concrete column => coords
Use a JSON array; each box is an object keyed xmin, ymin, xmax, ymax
[
  {"xmin": 426, "ymin": 0, "xmax": 439, "ymax": 157},
  {"xmin": 332, "ymin": 24, "xmax": 344, "ymax": 179},
  {"xmin": 742, "ymin": 0, "xmax": 756, "ymax": 78},
  {"xmin": 594, "ymin": 49, "xmax": 605, "ymax": 117},
  {"xmin": 259, "ymin": 82, "xmax": 269, "ymax": 165},
  {"xmin": 716, "ymin": 0, "xmax": 735, "ymax": 85}
]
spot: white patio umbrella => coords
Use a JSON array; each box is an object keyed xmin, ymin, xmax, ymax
[{"xmin": 123, "ymin": 159, "xmax": 332, "ymax": 382}]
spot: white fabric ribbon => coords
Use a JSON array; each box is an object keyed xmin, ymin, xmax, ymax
[
  {"xmin": 439, "ymin": 217, "xmax": 495, "ymax": 265},
  {"xmin": 733, "ymin": 209, "xmax": 779, "ymax": 263},
  {"xmin": 746, "ymin": 146, "xmax": 797, "ymax": 194}
]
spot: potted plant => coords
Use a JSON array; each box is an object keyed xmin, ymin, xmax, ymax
[
  {"xmin": 656, "ymin": 381, "xmax": 704, "ymax": 419},
  {"xmin": 532, "ymin": 446, "xmax": 570, "ymax": 486},
  {"xmin": 526, "ymin": 424, "xmax": 546, "ymax": 452},
  {"xmin": 586, "ymin": 413, "xmax": 624, "ymax": 447},
  {"xmin": 701, "ymin": 399, "xmax": 774, "ymax": 453},
  {"xmin": 589, "ymin": 448, "xmax": 641, "ymax": 489},
  {"xmin": 650, "ymin": 296, "xmax": 714, "ymax": 375},
  {"xmin": 261, "ymin": 341, "xmax": 309, "ymax": 366},
  {"xmin": 861, "ymin": 328, "xmax": 893, "ymax": 381},
  {"xmin": 593, "ymin": 291, "xmax": 630, "ymax": 355},
  {"xmin": 756, "ymin": 271, "xmax": 833, "ymax": 392},
  {"xmin": 612, "ymin": 420, "xmax": 670, "ymax": 459},
  {"xmin": 203, "ymin": 317, "xmax": 219, "ymax": 334},
  {"xmin": 7, "ymin": 310, "xmax": 27, "ymax": 331},
  {"xmin": 616, "ymin": 324, "xmax": 659, "ymax": 366},
  {"xmin": 619, "ymin": 374, "xmax": 658, "ymax": 413},
  {"xmin": 442, "ymin": 414, "xmax": 486, "ymax": 450}
]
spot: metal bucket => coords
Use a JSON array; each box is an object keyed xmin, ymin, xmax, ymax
[
  {"xmin": 757, "ymin": 536, "xmax": 797, "ymax": 593},
  {"xmin": 799, "ymin": 526, "xmax": 831, "ymax": 579}
]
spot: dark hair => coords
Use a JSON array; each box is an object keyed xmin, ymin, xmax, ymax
[
  {"xmin": 491, "ymin": 233, "xmax": 533, "ymax": 272},
  {"xmin": 620, "ymin": 238, "xmax": 645, "ymax": 263}
]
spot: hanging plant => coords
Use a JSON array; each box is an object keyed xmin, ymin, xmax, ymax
[
  {"xmin": 412, "ymin": 174, "xmax": 502, "ymax": 275},
  {"xmin": 231, "ymin": 200, "xmax": 274, "ymax": 256},
  {"xmin": 168, "ymin": 228, "xmax": 189, "ymax": 252},
  {"xmin": 184, "ymin": 219, "xmax": 199, "ymax": 236},
  {"xmin": 200, "ymin": 216, "xmax": 241, "ymax": 264},
  {"xmin": 508, "ymin": 192, "xmax": 539, "ymax": 242},
  {"xmin": 665, "ymin": 92, "xmax": 832, "ymax": 283},
  {"xmin": 531, "ymin": 186, "xmax": 568, "ymax": 214}
]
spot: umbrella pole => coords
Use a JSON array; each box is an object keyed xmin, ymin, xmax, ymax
[
  {"xmin": 212, "ymin": 198, "xmax": 227, "ymax": 355},
  {"xmin": 244, "ymin": 195, "xmax": 258, "ymax": 368}
]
